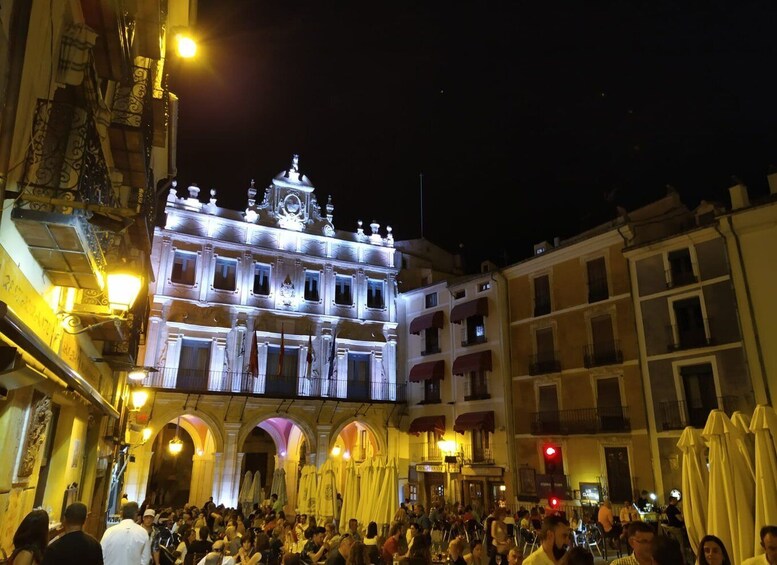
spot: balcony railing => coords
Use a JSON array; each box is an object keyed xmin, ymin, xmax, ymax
[
  {"xmin": 659, "ymin": 395, "xmax": 751, "ymax": 430},
  {"xmin": 529, "ymin": 352, "xmax": 561, "ymax": 375},
  {"xmin": 666, "ymin": 269, "xmax": 698, "ymax": 289},
  {"xmin": 423, "ymin": 441, "xmax": 443, "ymax": 462},
  {"xmin": 583, "ymin": 341, "xmax": 624, "ymax": 368},
  {"xmin": 461, "ymin": 335, "xmax": 487, "ymax": 347},
  {"xmin": 146, "ymin": 367, "xmax": 406, "ymax": 403},
  {"xmin": 667, "ymin": 320, "xmax": 713, "ymax": 350},
  {"xmin": 530, "ymin": 406, "xmax": 631, "ymax": 435},
  {"xmin": 461, "ymin": 445, "xmax": 494, "ymax": 465}
]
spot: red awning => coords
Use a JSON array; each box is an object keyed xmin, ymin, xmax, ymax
[
  {"xmin": 450, "ymin": 297, "xmax": 489, "ymax": 324},
  {"xmin": 453, "ymin": 411, "xmax": 495, "ymax": 434},
  {"xmin": 452, "ymin": 350, "xmax": 492, "ymax": 375},
  {"xmin": 409, "ymin": 310, "xmax": 444, "ymax": 335},
  {"xmin": 408, "ymin": 415, "xmax": 446, "ymax": 436},
  {"xmin": 409, "ymin": 360, "xmax": 445, "ymax": 382}
]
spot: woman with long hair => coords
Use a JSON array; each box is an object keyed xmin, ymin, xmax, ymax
[
  {"xmin": 346, "ymin": 541, "xmax": 368, "ymax": 565},
  {"xmin": 697, "ymin": 535, "xmax": 732, "ymax": 565},
  {"xmin": 10, "ymin": 509, "xmax": 49, "ymax": 565},
  {"xmin": 407, "ymin": 535, "xmax": 431, "ymax": 565},
  {"xmin": 362, "ymin": 522, "xmax": 380, "ymax": 565}
]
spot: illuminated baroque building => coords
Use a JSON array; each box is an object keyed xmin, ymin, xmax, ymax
[
  {"xmin": 0, "ymin": 0, "xmax": 196, "ymax": 547},
  {"xmin": 126, "ymin": 156, "xmax": 405, "ymax": 511},
  {"xmin": 398, "ymin": 266, "xmax": 515, "ymax": 511}
]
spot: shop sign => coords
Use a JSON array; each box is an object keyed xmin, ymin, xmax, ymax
[{"xmin": 415, "ymin": 463, "xmax": 446, "ymax": 473}]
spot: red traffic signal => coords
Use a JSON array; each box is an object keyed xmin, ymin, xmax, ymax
[{"xmin": 543, "ymin": 444, "xmax": 562, "ymax": 475}]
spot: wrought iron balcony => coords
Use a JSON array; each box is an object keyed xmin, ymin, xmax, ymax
[
  {"xmin": 422, "ymin": 441, "xmax": 443, "ymax": 462},
  {"xmin": 659, "ymin": 395, "xmax": 750, "ymax": 430},
  {"xmin": 583, "ymin": 341, "xmax": 624, "ymax": 368},
  {"xmin": 530, "ymin": 406, "xmax": 631, "ymax": 435},
  {"xmin": 529, "ymin": 352, "xmax": 561, "ymax": 375},
  {"xmin": 460, "ymin": 444, "xmax": 494, "ymax": 465},
  {"xmin": 667, "ymin": 321, "xmax": 713, "ymax": 350},
  {"xmin": 145, "ymin": 367, "xmax": 406, "ymax": 403}
]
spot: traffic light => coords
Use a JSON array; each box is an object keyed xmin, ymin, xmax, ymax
[{"xmin": 543, "ymin": 444, "xmax": 563, "ymax": 475}]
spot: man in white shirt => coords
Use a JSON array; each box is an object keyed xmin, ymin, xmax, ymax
[
  {"xmin": 743, "ymin": 526, "xmax": 777, "ymax": 565},
  {"xmin": 524, "ymin": 515, "xmax": 571, "ymax": 565},
  {"xmin": 101, "ymin": 501, "xmax": 152, "ymax": 565},
  {"xmin": 611, "ymin": 522, "xmax": 654, "ymax": 565},
  {"xmin": 196, "ymin": 540, "xmax": 235, "ymax": 565}
]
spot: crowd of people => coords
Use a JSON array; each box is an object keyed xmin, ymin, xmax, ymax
[{"xmin": 6, "ymin": 494, "xmax": 777, "ymax": 565}]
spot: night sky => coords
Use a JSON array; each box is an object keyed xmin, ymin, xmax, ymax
[{"xmin": 170, "ymin": 1, "xmax": 777, "ymax": 271}]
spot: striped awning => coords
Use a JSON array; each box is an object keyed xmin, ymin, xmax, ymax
[
  {"xmin": 450, "ymin": 297, "xmax": 488, "ymax": 324},
  {"xmin": 408, "ymin": 360, "xmax": 445, "ymax": 382},
  {"xmin": 409, "ymin": 310, "xmax": 444, "ymax": 335},
  {"xmin": 452, "ymin": 350, "xmax": 492, "ymax": 375},
  {"xmin": 454, "ymin": 411, "xmax": 495, "ymax": 434}
]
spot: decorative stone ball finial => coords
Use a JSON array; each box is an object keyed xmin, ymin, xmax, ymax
[
  {"xmin": 188, "ymin": 183, "xmax": 200, "ymax": 199},
  {"xmin": 357, "ymin": 220, "xmax": 364, "ymax": 236},
  {"xmin": 209, "ymin": 188, "xmax": 217, "ymax": 206},
  {"xmin": 370, "ymin": 220, "xmax": 380, "ymax": 235}
]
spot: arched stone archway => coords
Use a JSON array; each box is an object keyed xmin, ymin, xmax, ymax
[
  {"xmin": 238, "ymin": 412, "xmax": 316, "ymax": 457},
  {"xmin": 329, "ymin": 415, "xmax": 388, "ymax": 457},
  {"xmin": 145, "ymin": 423, "xmax": 195, "ymax": 507}
]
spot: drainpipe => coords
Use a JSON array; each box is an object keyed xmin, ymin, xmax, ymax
[
  {"xmin": 0, "ymin": 0, "xmax": 33, "ymax": 227},
  {"xmin": 491, "ymin": 269, "xmax": 519, "ymax": 510},
  {"xmin": 714, "ymin": 218, "xmax": 770, "ymax": 406},
  {"xmin": 617, "ymin": 225, "xmax": 661, "ymax": 497}
]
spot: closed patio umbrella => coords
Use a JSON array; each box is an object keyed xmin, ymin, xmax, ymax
[
  {"xmin": 372, "ymin": 457, "xmax": 398, "ymax": 527},
  {"xmin": 339, "ymin": 458, "xmax": 359, "ymax": 533},
  {"xmin": 703, "ymin": 409, "xmax": 755, "ymax": 564},
  {"xmin": 239, "ymin": 470, "xmax": 253, "ymax": 515},
  {"xmin": 749, "ymin": 405, "xmax": 777, "ymax": 557},
  {"xmin": 316, "ymin": 458, "xmax": 338, "ymax": 524},
  {"xmin": 298, "ymin": 463, "xmax": 318, "ymax": 515},
  {"xmin": 356, "ymin": 456, "xmax": 374, "ymax": 525},
  {"xmin": 271, "ymin": 467, "xmax": 288, "ymax": 506},
  {"xmin": 677, "ymin": 427, "xmax": 709, "ymax": 554},
  {"xmin": 252, "ymin": 470, "xmax": 263, "ymax": 506},
  {"xmin": 367, "ymin": 456, "xmax": 386, "ymax": 523}
]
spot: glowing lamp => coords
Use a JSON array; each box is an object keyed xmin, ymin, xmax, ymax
[
  {"xmin": 549, "ymin": 496, "xmax": 560, "ymax": 509},
  {"xmin": 343, "ymin": 451, "xmax": 351, "ymax": 460},
  {"xmin": 331, "ymin": 445, "xmax": 342, "ymax": 457},
  {"xmin": 128, "ymin": 368, "xmax": 148, "ymax": 382},
  {"xmin": 130, "ymin": 389, "xmax": 148, "ymax": 411},
  {"xmin": 176, "ymin": 35, "xmax": 197, "ymax": 58},
  {"xmin": 141, "ymin": 427, "xmax": 152, "ymax": 442},
  {"xmin": 545, "ymin": 446, "xmax": 557, "ymax": 457},
  {"xmin": 168, "ymin": 437, "xmax": 183, "ymax": 455},
  {"xmin": 106, "ymin": 270, "xmax": 142, "ymax": 312},
  {"xmin": 649, "ymin": 492, "xmax": 657, "ymax": 501},
  {"xmin": 499, "ymin": 485, "xmax": 507, "ymax": 492},
  {"xmin": 437, "ymin": 439, "xmax": 457, "ymax": 454},
  {"xmin": 280, "ymin": 450, "xmax": 287, "ymax": 457}
]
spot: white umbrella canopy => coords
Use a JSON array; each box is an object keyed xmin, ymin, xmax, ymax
[
  {"xmin": 339, "ymin": 458, "xmax": 359, "ymax": 533},
  {"xmin": 731, "ymin": 411, "xmax": 756, "ymax": 479},
  {"xmin": 298, "ymin": 464, "xmax": 318, "ymax": 516},
  {"xmin": 372, "ymin": 457, "xmax": 398, "ymax": 527},
  {"xmin": 749, "ymin": 405, "xmax": 777, "ymax": 556},
  {"xmin": 677, "ymin": 427, "xmax": 709, "ymax": 554},
  {"xmin": 356, "ymin": 456, "xmax": 374, "ymax": 525},
  {"xmin": 316, "ymin": 458, "xmax": 339, "ymax": 524},
  {"xmin": 239, "ymin": 470, "xmax": 254, "ymax": 514},
  {"xmin": 271, "ymin": 467, "xmax": 288, "ymax": 506},
  {"xmin": 703, "ymin": 409, "xmax": 755, "ymax": 564},
  {"xmin": 252, "ymin": 470, "xmax": 263, "ymax": 505},
  {"xmin": 367, "ymin": 456, "xmax": 387, "ymax": 524}
]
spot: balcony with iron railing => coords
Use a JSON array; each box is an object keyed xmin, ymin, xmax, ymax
[
  {"xmin": 145, "ymin": 367, "xmax": 406, "ymax": 403},
  {"xmin": 659, "ymin": 395, "xmax": 751, "ymax": 430},
  {"xmin": 530, "ymin": 406, "xmax": 631, "ymax": 435},
  {"xmin": 460, "ymin": 444, "xmax": 494, "ymax": 465},
  {"xmin": 667, "ymin": 320, "xmax": 713, "ymax": 351},
  {"xmin": 583, "ymin": 341, "xmax": 624, "ymax": 368},
  {"xmin": 529, "ymin": 352, "xmax": 561, "ymax": 375},
  {"xmin": 422, "ymin": 441, "xmax": 443, "ymax": 462}
]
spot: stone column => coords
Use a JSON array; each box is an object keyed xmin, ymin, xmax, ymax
[
  {"xmin": 315, "ymin": 425, "xmax": 332, "ymax": 469},
  {"xmin": 212, "ymin": 452, "xmax": 224, "ymax": 505},
  {"xmin": 125, "ymin": 446, "xmax": 154, "ymax": 504},
  {"xmin": 209, "ymin": 336, "xmax": 227, "ymax": 391},
  {"xmin": 190, "ymin": 452, "xmax": 215, "ymax": 506},
  {"xmin": 235, "ymin": 452, "xmax": 245, "ymax": 505},
  {"xmin": 199, "ymin": 244, "xmax": 213, "ymax": 303},
  {"xmin": 284, "ymin": 457, "xmax": 299, "ymax": 513},
  {"xmin": 218, "ymin": 423, "xmax": 242, "ymax": 507}
]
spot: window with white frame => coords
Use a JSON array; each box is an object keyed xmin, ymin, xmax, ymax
[
  {"xmin": 213, "ymin": 257, "xmax": 237, "ymax": 291},
  {"xmin": 304, "ymin": 271, "xmax": 320, "ymax": 301},
  {"xmin": 367, "ymin": 278, "xmax": 384, "ymax": 309},
  {"xmin": 334, "ymin": 275, "xmax": 352, "ymax": 305},
  {"xmin": 667, "ymin": 248, "xmax": 697, "ymax": 287},
  {"xmin": 425, "ymin": 292, "xmax": 438, "ymax": 308},
  {"xmin": 253, "ymin": 264, "xmax": 271, "ymax": 296},
  {"xmin": 171, "ymin": 251, "xmax": 197, "ymax": 285}
]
